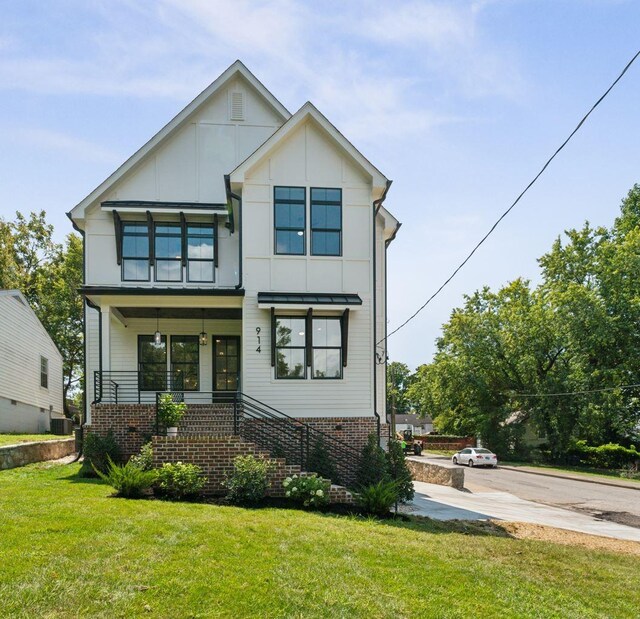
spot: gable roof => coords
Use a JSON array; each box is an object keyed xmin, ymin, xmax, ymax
[
  {"xmin": 68, "ymin": 60, "xmax": 291, "ymax": 223},
  {"xmin": 0, "ymin": 290, "xmax": 63, "ymax": 359},
  {"xmin": 229, "ymin": 101, "xmax": 388, "ymax": 191}
]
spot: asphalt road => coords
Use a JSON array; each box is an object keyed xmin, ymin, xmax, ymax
[{"xmin": 424, "ymin": 455, "xmax": 640, "ymax": 528}]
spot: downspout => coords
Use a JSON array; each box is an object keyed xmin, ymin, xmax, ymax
[
  {"xmin": 225, "ymin": 175, "xmax": 243, "ymax": 290},
  {"xmin": 372, "ymin": 180, "xmax": 393, "ymax": 443}
]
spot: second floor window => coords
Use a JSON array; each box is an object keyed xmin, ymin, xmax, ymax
[
  {"xmin": 187, "ymin": 224, "xmax": 215, "ymax": 282},
  {"xmin": 311, "ymin": 188, "xmax": 342, "ymax": 256},
  {"xmin": 40, "ymin": 356, "xmax": 48, "ymax": 388},
  {"xmin": 274, "ymin": 187, "xmax": 305, "ymax": 255},
  {"xmin": 122, "ymin": 223, "xmax": 150, "ymax": 281},
  {"xmin": 155, "ymin": 224, "xmax": 182, "ymax": 282}
]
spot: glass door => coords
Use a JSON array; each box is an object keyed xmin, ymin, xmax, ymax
[{"xmin": 213, "ymin": 336, "xmax": 240, "ymax": 393}]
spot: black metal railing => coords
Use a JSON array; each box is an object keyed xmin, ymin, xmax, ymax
[{"xmin": 94, "ymin": 371, "xmax": 206, "ymax": 404}]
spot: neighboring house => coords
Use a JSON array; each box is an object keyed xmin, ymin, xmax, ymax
[
  {"xmin": 0, "ymin": 290, "xmax": 64, "ymax": 432},
  {"xmin": 503, "ymin": 410, "xmax": 547, "ymax": 447},
  {"xmin": 67, "ymin": 61, "xmax": 399, "ymax": 486},
  {"xmin": 389, "ymin": 413, "xmax": 434, "ymax": 436}
]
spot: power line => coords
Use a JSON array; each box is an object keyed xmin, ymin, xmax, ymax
[
  {"xmin": 380, "ymin": 48, "xmax": 640, "ymax": 347},
  {"xmin": 508, "ymin": 383, "xmax": 640, "ymax": 398}
]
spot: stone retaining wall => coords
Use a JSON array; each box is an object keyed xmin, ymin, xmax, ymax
[
  {"xmin": 0, "ymin": 438, "xmax": 76, "ymax": 470},
  {"xmin": 406, "ymin": 458, "xmax": 465, "ymax": 490}
]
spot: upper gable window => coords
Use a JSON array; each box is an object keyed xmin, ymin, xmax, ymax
[
  {"xmin": 122, "ymin": 223, "xmax": 150, "ymax": 281},
  {"xmin": 274, "ymin": 187, "xmax": 306, "ymax": 255},
  {"xmin": 155, "ymin": 224, "xmax": 182, "ymax": 282},
  {"xmin": 311, "ymin": 188, "xmax": 342, "ymax": 256}
]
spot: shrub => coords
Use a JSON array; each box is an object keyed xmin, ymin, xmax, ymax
[
  {"xmin": 568, "ymin": 440, "xmax": 640, "ymax": 469},
  {"xmin": 129, "ymin": 442, "xmax": 153, "ymax": 471},
  {"xmin": 95, "ymin": 457, "xmax": 157, "ymax": 498},
  {"xmin": 224, "ymin": 455, "xmax": 274, "ymax": 505},
  {"xmin": 156, "ymin": 462, "xmax": 207, "ymax": 500},
  {"xmin": 283, "ymin": 474, "xmax": 330, "ymax": 508},
  {"xmin": 386, "ymin": 439, "xmax": 414, "ymax": 503},
  {"xmin": 157, "ymin": 394, "xmax": 187, "ymax": 427},
  {"xmin": 356, "ymin": 481, "xmax": 399, "ymax": 517},
  {"xmin": 80, "ymin": 431, "xmax": 121, "ymax": 477},
  {"xmin": 355, "ymin": 433, "xmax": 388, "ymax": 489},
  {"xmin": 307, "ymin": 437, "xmax": 339, "ymax": 484}
]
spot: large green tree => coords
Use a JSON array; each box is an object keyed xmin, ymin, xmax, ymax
[{"xmin": 386, "ymin": 361, "xmax": 415, "ymax": 415}]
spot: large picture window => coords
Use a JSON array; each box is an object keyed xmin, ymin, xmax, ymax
[
  {"xmin": 274, "ymin": 187, "xmax": 305, "ymax": 255},
  {"xmin": 122, "ymin": 223, "xmax": 150, "ymax": 281},
  {"xmin": 311, "ymin": 188, "xmax": 341, "ymax": 256},
  {"xmin": 138, "ymin": 335, "xmax": 167, "ymax": 391},
  {"xmin": 187, "ymin": 224, "xmax": 215, "ymax": 282},
  {"xmin": 312, "ymin": 318, "xmax": 342, "ymax": 379},
  {"xmin": 155, "ymin": 224, "xmax": 182, "ymax": 282},
  {"xmin": 275, "ymin": 316, "xmax": 306, "ymax": 379},
  {"xmin": 170, "ymin": 336, "xmax": 199, "ymax": 391}
]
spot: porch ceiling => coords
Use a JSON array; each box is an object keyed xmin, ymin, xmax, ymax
[{"xmin": 117, "ymin": 307, "xmax": 242, "ymax": 320}]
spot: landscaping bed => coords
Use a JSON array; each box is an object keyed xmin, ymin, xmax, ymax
[{"xmin": 1, "ymin": 461, "xmax": 638, "ymax": 618}]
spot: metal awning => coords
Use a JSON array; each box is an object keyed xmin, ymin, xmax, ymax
[{"xmin": 257, "ymin": 292, "xmax": 362, "ymax": 307}]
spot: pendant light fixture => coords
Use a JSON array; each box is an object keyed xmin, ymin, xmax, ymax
[
  {"xmin": 199, "ymin": 309, "xmax": 208, "ymax": 346},
  {"xmin": 154, "ymin": 308, "xmax": 162, "ymax": 345}
]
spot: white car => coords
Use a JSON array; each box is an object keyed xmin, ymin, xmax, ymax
[{"xmin": 452, "ymin": 448, "xmax": 498, "ymax": 468}]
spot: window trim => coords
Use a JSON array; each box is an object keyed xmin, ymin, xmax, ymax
[
  {"xmin": 310, "ymin": 187, "xmax": 342, "ymax": 257},
  {"xmin": 274, "ymin": 315, "xmax": 307, "ymax": 379},
  {"xmin": 154, "ymin": 222, "xmax": 183, "ymax": 283},
  {"xmin": 40, "ymin": 356, "xmax": 48, "ymax": 389},
  {"xmin": 274, "ymin": 186, "xmax": 306, "ymax": 256},
  {"xmin": 212, "ymin": 335, "xmax": 241, "ymax": 392},
  {"xmin": 121, "ymin": 221, "xmax": 151, "ymax": 282},
  {"xmin": 186, "ymin": 222, "xmax": 216, "ymax": 283},
  {"xmin": 311, "ymin": 316, "xmax": 343, "ymax": 380},
  {"xmin": 138, "ymin": 334, "xmax": 167, "ymax": 391},
  {"xmin": 170, "ymin": 335, "xmax": 200, "ymax": 392}
]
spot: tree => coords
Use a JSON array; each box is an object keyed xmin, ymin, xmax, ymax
[
  {"xmin": 386, "ymin": 361, "xmax": 414, "ymax": 415},
  {"xmin": 385, "ymin": 439, "xmax": 414, "ymax": 503},
  {"xmin": 355, "ymin": 433, "xmax": 388, "ymax": 489}
]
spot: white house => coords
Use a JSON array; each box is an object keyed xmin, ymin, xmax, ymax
[
  {"xmin": 68, "ymin": 61, "xmax": 399, "ymax": 478},
  {"xmin": 0, "ymin": 290, "xmax": 64, "ymax": 432}
]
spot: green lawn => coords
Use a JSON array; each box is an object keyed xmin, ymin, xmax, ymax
[
  {"xmin": 501, "ymin": 461, "xmax": 640, "ymax": 484},
  {"xmin": 0, "ymin": 433, "xmax": 66, "ymax": 447},
  {"xmin": 1, "ymin": 462, "xmax": 638, "ymax": 618}
]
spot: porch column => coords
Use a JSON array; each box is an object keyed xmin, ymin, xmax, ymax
[{"xmin": 100, "ymin": 305, "xmax": 111, "ymax": 373}]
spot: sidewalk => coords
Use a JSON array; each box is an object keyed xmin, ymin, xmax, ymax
[{"xmin": 410, "ymin": 481, "xmax": 640, "ymax": 542}]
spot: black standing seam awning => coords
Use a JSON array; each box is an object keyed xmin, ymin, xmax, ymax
[{"xmin": 257, "ymin": 292, "xmax": 362, "ymax": 306}]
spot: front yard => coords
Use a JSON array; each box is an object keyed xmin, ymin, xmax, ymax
[
  {"xmin": 0, "ymin": 433, "xmax": 65, "ymax": 447},
  {"xmin": 1, "ymin": 461, "xmax": 638, "ymax": 618}
]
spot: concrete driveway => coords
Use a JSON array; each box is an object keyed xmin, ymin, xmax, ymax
[{"xmin": 410, "ymin": 481, "xmax": 640, "ymax": 542}]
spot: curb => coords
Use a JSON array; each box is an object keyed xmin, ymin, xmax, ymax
[{"xmin": 499, "ymin": 465, "xmax": 640, "ymax": 492}]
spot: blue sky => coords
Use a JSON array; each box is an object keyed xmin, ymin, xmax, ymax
[{"xmin": 1, "ymin": 0, "xmax": 639, "ymax": 369}]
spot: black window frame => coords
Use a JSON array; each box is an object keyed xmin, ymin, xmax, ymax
[
  {"xmin": 121, "ymin": 221, "xmax": 150, "ymax": 282},
  {"xmin": 274, "ymin": 186, "xmax": 306, "ymax": 256},
  {"xmin": 310, "ymin": 187, "xmax": 342, "ymax": 257},
  {"xmin": 170, "ymin": 335, "xmax": 199, "ymax": 392},
  {"xmin": 212, "ymin": 335, "xmax": 240, "ymax": 392},
  {"xmin": 40, "ymin": 356, "xmax": 48, "ymax": 389},
  {"xmin": 186, "ymin": 223, "xmax": 215, "ymax": 283},
  {"xmin": 274, "ymin": 315, "xmax": 307, "ymax": 379},
  {"xmin": 154, "ymin": 223, "xmax": 183, "ymax": 283},
  {"xmin": 311, "ymin": 317, "xmax": 343, "ymax": 380},
  {"xmin": 138, "ymin": 335, "xmax": 167, "ymax": 391}
]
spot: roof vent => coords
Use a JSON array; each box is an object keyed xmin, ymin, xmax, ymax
[{"xmin": 230, "ymin": 91, "xmax": 244, "ymax": 121}]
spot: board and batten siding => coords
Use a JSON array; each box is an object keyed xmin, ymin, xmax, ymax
[
  {"xmin": 239, "ymin": 119, "xmax": 380, "ymax": 418},
  {"xmin": 0, "ymin": 292, "xmax": 63, "ymax": 432}
]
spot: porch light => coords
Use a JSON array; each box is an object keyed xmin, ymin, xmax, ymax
[
  {"xmin": 199, "ymin": 309, "xmax": 208, "ymax": 346},
  {"xmin": 154, "ymin": 309, "xmax": 162, "ymax": 345}
]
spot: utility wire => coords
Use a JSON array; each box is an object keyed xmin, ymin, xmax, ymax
[
  {"xmin": 508, "ymin": 383, "xmax": 640, "ymax": 398},
  {"xmin": 380, "ymin": 48, "xmax": 640, "ymax": 346}
]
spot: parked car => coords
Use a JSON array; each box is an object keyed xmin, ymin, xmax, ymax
[{"xmin": 452, "ymin": 448, "xmax": 498, "ymax": 468}]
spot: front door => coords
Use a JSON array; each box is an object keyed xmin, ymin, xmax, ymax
[{"xmin": 213, "ymin": 336, "xmax": 240, "ymax": 393}]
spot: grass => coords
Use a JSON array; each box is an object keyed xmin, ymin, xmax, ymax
[
  {"xmin": 424, "ymin": 448, "xmax": 457, "ymax": 457},
  {"xmin": 0, "ymin": 433, "xmax": 66, "ymax": 447},
  {"xmin": 501, "ymin": 461, "xmax": 640, "ymax": 484},
  {"xmin": 1, "ymin": 462, "xmax": 638, "ymax": 618}
]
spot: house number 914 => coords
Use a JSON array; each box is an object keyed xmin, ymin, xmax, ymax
[{"xmin": 256, "ymin": 326, "xmax": 261, "ymax": 353}]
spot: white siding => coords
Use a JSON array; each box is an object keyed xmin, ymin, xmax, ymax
[{"xmin": 0, "ymin": 293, "xmax": 64, "ymax": 431}]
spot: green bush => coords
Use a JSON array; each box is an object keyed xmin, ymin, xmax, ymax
[
  {"xmin": 95, "ymin": 457, "xmax": 157, "ymax": 498},
  {"xmin": 386, "ymin": 439, "xmax": 414, "ymax": 503},
  {"xmin": 356, "ymin": 481, "xmax": 399, "ymax": 517},
  {"xmin": 80, "ymin": 431, "xmax": 121, "ymax": 477},
  {"xmin": 355, "ymin": 433, "xmax": 388, "ymax": 489},
  {"xmin": 224, "ymin": 455, "xmax": 273, "ymax": 505},
  {"xmin": 156, "ymin": 462, "xmax": 207, "ymax": 500},
  {"xmin": 157, "ymin": 394, "xmax": 187, "ymax": 427},
  {"xmin": 307, "ymin": 437, "xmax": 339, "ymax": 484},
  {"xmin": 129, "ymin": 442, "xmax": 153, "ymax": 471},
  {"xmin": 283, "ymin": 474, "xmax": 330, "ymax": 508},
  {"xmin": 568, "ymin": 440, "xmax": 640, "ymax": 469}
]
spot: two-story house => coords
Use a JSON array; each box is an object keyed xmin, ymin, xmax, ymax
[{"xmin": 68, "ymin": 61, "xmax": 399, "ymax": 485}]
